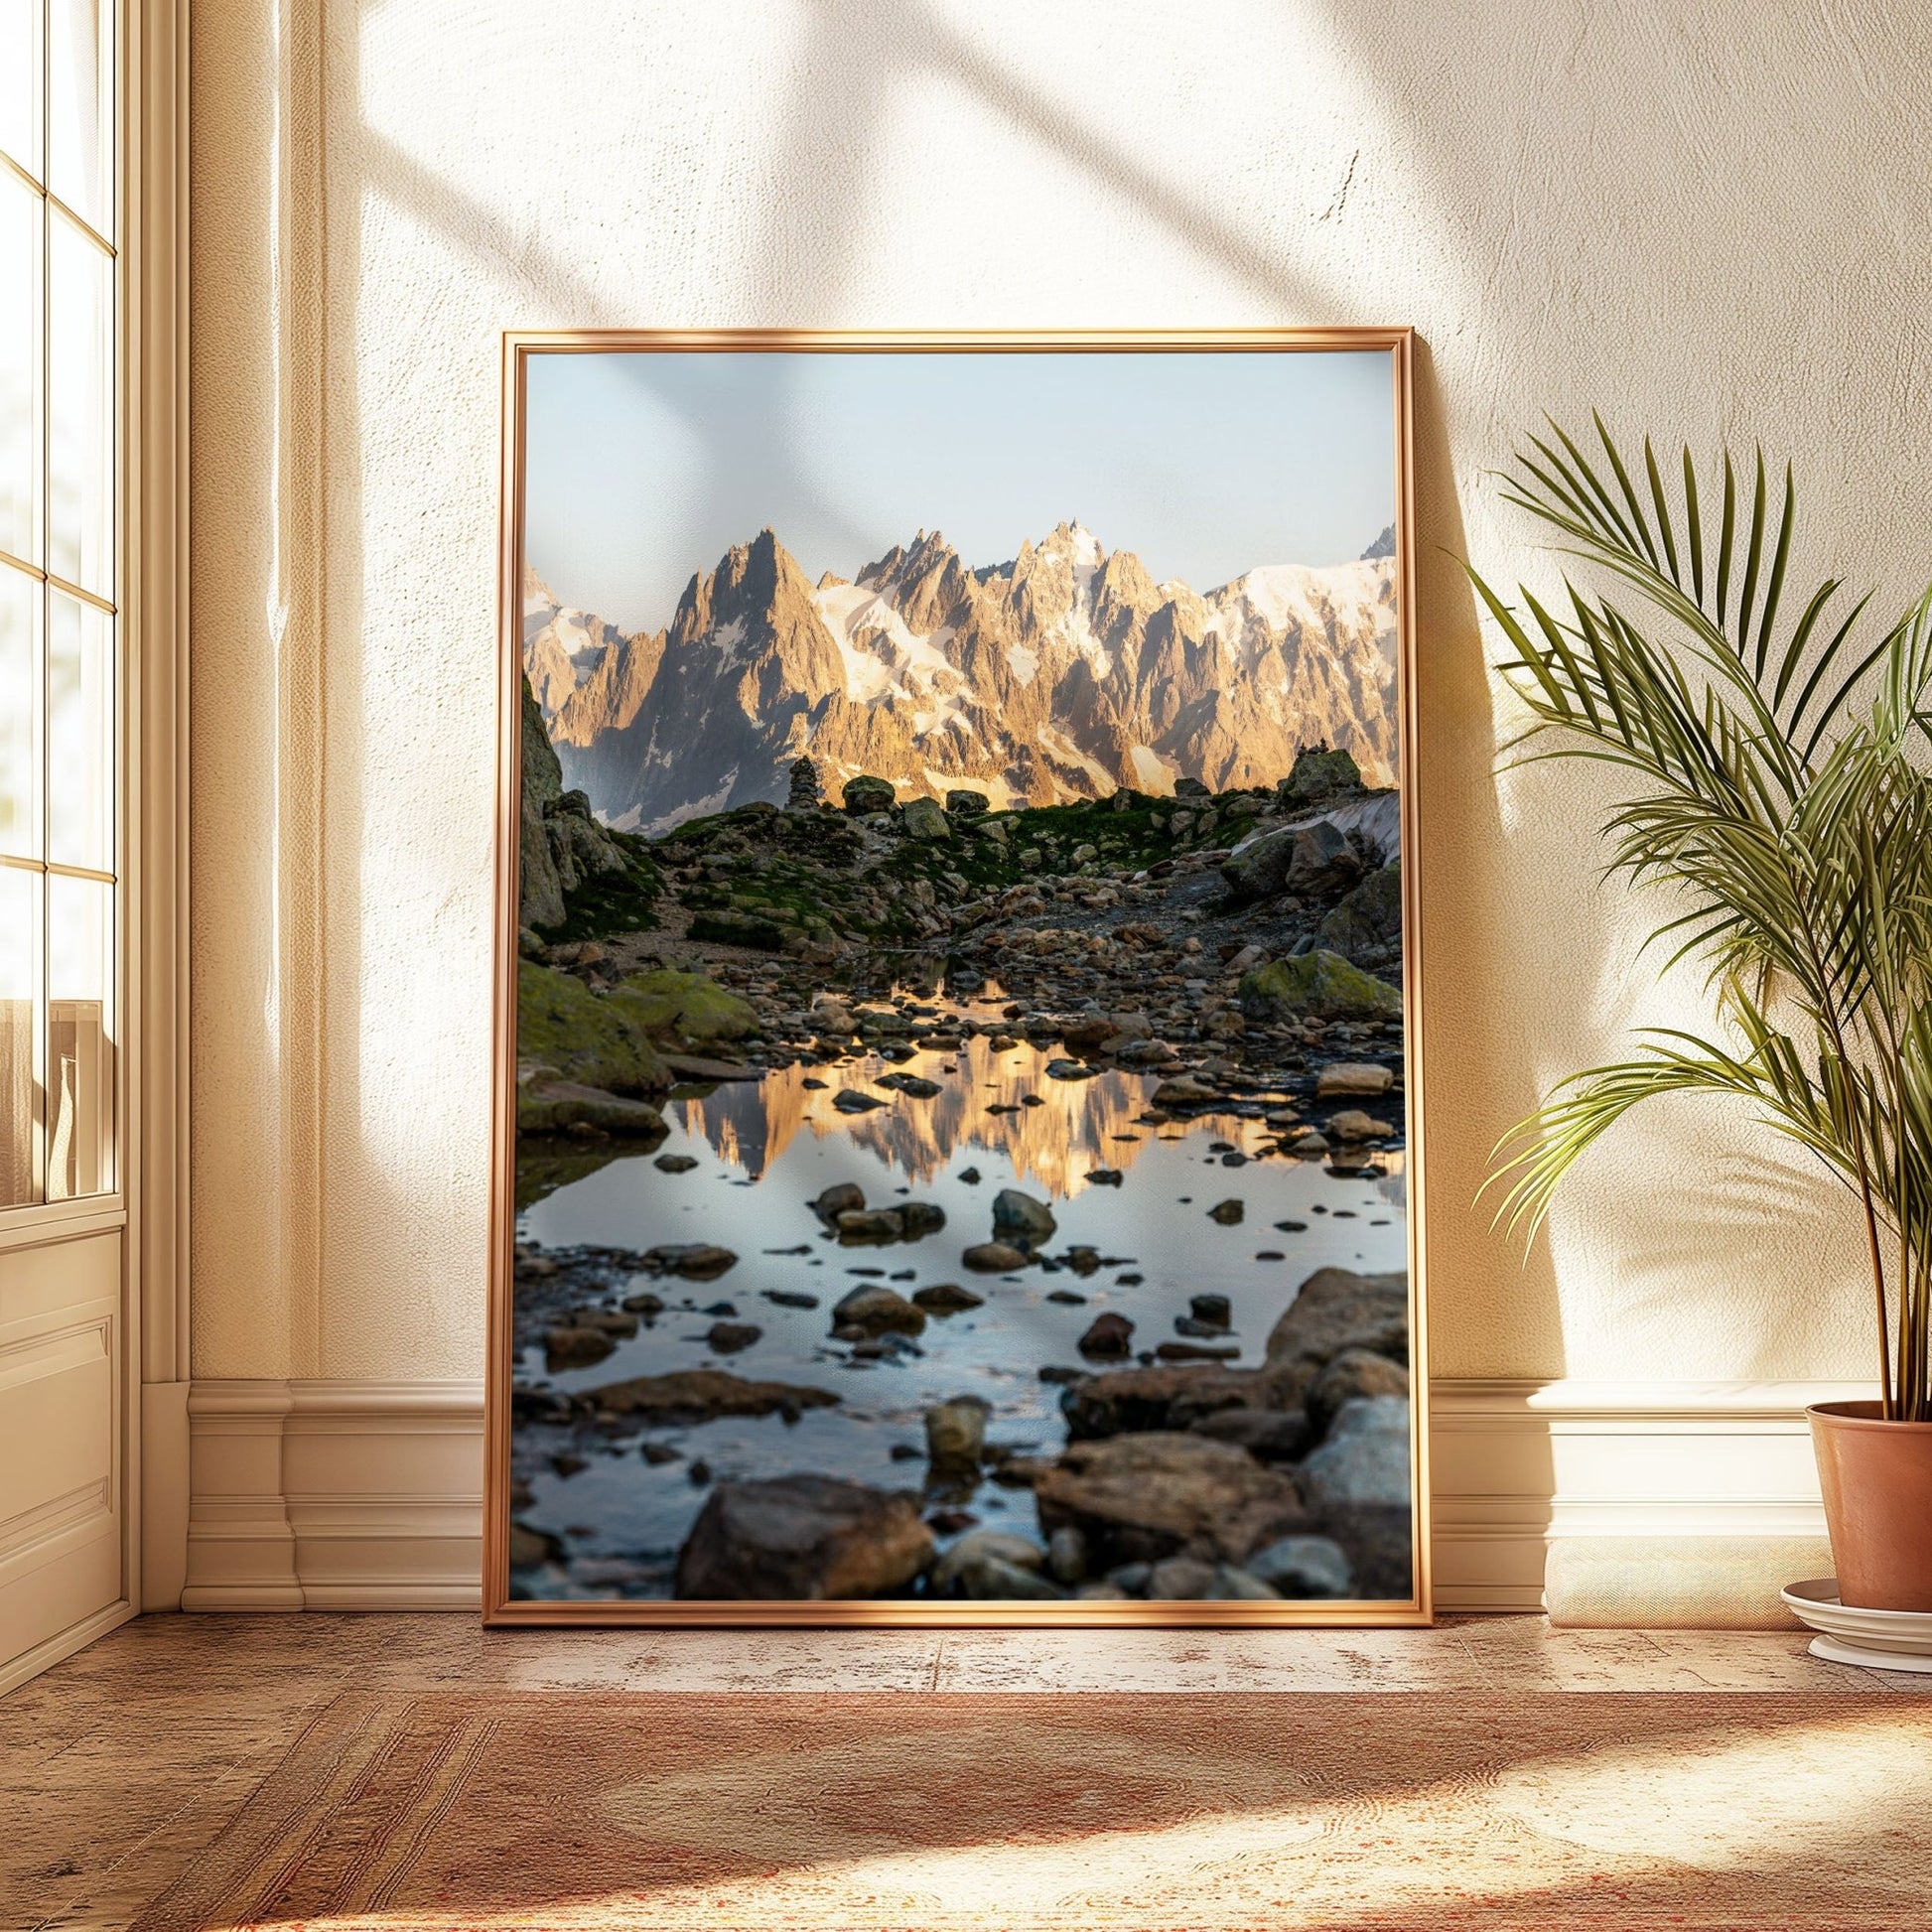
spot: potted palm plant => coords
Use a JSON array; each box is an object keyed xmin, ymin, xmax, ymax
[{"xmin": 1472, "ymin": 418, "xmax": 1932, "ymax": 1610}]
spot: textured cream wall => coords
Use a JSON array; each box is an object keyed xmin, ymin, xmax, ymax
[{"xmin": 190, "ymin": 0, "xmax": 1932, "ymax": 1386}]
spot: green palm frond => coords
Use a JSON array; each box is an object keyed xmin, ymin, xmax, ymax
[{"xmin": 1474, "ymin": 416, "xmax": 1932, "ymax": 1419}]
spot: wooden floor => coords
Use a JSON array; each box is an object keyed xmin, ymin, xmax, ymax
[{"xmin": 6, "ymin": 1612, "xmax": 1927, "ymax": 1930}]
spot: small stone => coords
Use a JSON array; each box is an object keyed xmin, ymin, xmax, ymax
[
  {"xmin": 1189, "ymin": 1294, "xmax": 1232, "ymax": 1328},
  {"xmin": 992, "ymin": 1188, "xmax": 1057, "ymax": 1250},
  {"xmin": 653, "ymin": 1153, "xmax": 700, "ymax": 1173},
  {"xmin": 837, "ymin": 1208, "xmax": 904, "ymax": 1242},
  {"xmin": 811, "ymin": 1182, "xmax": 866, "ymax": 1223},
  {"xmin": 643, "ymin": 1244, "xmax": 738, "ymax": 1281},
  {"xmin": 1245, "ymin": 1534, "xmax": 1355, "ymax": 1598},
  {"xmin": 911, "ymin": 1283, "xmax": 983, "ymax": 1313},
  {"xmin": 1316, "ymin": 1061, "xmax": 1396, "ymax": 1098},
  {"xmin": 1146, "ymin": 1556, "xmax": 1216, "ymax": 1599},
  {"xmin": 544, "ymin": 1325, "xmax": 616, "ymax": 1370},
  {"xmin": 706, "ymin": 1321, "xmax": 760, "ymax": 1353},
  {"xmin": 621, "ymin": 1291, "xmax": 666, "ymax": 1314},
  {"xmin": 1086, "ymin": 1168, "xmax": 1124, "ymax": 1187},
  {"xmin": 1077, "ymin": 1311, "xmax": 1135, "ymax": 1359},
  {"xmin": 640, "ymin": 1441, "xmax": 683, "ymax": 1464},
  {"xmin": 925, "ymin": 1396, "xmax": 990, "ymax": 1472},
  {"xmin": 762, "ymin": 1289, "xmax": 820, "ymax": 1310},
  {"xmin": 1156, "ymin": 1340, "xmax": 1240, "ymax": 1362},
  {"xmin": 1207, "ymin": 1198, "xmax": 1244, "ymax": 1226},
  {"xmin": 830, "ymin": 1285, "xmax": 926, "ymax": 1336},
  {"xmin": 1327, "ymin": 1108, "xmax": 1395, "ymax": 1142},
  {"xmin": 1046, "ymin": 1525, "xmax": 1090, "ymax": 1586},
  {"xmin": 963, "ymin": 1241, "xmax": 1031, "ymax": 1273},
  {"xmin": 1210, "ymin": 1565, "xmax": 1282, "ymax": 1600},
  {"xmin": 833, "ymin": 1089, "xmax": 889, "ymax": 1114}
]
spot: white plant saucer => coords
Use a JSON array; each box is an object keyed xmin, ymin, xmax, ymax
[{"xmin": 1781, "ymin": 1578, "xmax": 1932, "ymax": 1673}]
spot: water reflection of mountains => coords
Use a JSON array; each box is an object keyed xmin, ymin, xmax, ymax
[{"xmin": 677, "ymin": 1033, "xmax": 1392, "ymax": 1200}]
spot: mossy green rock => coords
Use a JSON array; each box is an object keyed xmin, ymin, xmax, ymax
[
  {"xmin": 517, "ymin": 961, "xmax": 671, "ymax": 1095},
  {"xmin": 1240, "ymin": 949, "xmax": 1401, "ymax": 1021},
  {"xmin": 1317, "ymin": 865, "xmax": 1403, "ymax": 962},
  {"xmin": 899, "ymin": 796, "xmax": 952, "ymax": 841},
  {"xmin": 842, "ymin": 774, "xmax": 897, "ymax": 815},
  {"xmin": 517, "ymin": 958, "xmax": 757, "ymax": 1097},
  {"xmin": 607, "ymin": 969, "xmax": 759, "ymax": 1047}
]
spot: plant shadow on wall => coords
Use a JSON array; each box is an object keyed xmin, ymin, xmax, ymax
[{"xmin": 1473, "ymin": 418, "xmax": 1932, "ymax": 1421}]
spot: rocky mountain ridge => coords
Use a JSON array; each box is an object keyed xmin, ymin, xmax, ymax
[{"xmin": 526, "ymin": 522, "xmax": 1398, "ymax": 834}]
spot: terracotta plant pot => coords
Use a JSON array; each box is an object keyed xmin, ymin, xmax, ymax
[{"xmin": 1809, "ymin": 1401, "xmax": 1932, "ymax": 1610}]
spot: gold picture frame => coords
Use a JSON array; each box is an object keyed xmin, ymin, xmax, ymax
[{"xmin": 486, "ymin": 329, "xmax": 1429, "ymax": 1626}]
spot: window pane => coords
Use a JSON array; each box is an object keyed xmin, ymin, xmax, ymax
[
  {"xmin": 0, "ymin": 167, "xmax": 40, "ymax": 565},
  {"xmin": 47, "ymin": 870, "xmax": 110, "ymax": 1199},
  {"xmin": 48, "ymin": 209, "xmax": 111, "ymax": 598},
  {"xmin": 0, "ymin": 0, "xmax": 42, "ymax": 183},
  {"xmin": 49, "ymin": 0, "xmax": 110, "ymax": 237},
  {"xmin": 0, "ymin": 565, "xmax": 40, "ymax": 859},
  {"xmin": 0, "ymin": 864, "xmax": 41, "ymax": 1207},
  {"xmin": 47, "ymin": 590, "xmax": 109, "ymax": 871}
]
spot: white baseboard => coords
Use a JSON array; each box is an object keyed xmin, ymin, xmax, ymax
[
  {"xmin": 1432, "ymin": 1378, "xmax": 1861, "ymax": 1623},
  {"xmin": 183, "ymin": 1379, "xmax": 483, "ymax": 1610},
  {"xmin": 179, "ymin": 1375, "xmax": 1859, "ymax": 1622}
]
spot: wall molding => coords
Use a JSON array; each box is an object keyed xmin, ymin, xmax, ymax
[
  {"xmin": 184, "ymin": 1379, "xmax": 483, "ymax": 1610},
  {"xmin": 1432, "ymin": 1377, "xmax": 1863, "ymax": 1621},
  {"xmin": 182, "ymin": 1375, "xmax": 1861, "ymax": 1620}
]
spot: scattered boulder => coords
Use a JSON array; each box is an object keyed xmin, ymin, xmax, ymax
[
  {"xmin": 925, "ymin": 1396, "xmax": 990, "ymax": 1473},
  {"xmin": 1308, "ymin": 1347, "xmax": 1411, "ymax": 1436},
  {"xmin": 1315, "ymin": 1061, "xmax": 1396, "ymax": 1099},
  {"xmin": 706, "ymin": 1321, "xmax": 761, "ymax": 1353},
  {"xmin": 1241, "ymin": 951, "xmax": 1401, "ymax": 1022},
  {"xmin": 1264, "ymin": 1268, "xmax": 1408, "ymax": 1369},
  {"xmin": 1189, "ymin": 1294, "xmax": 1232, "ymax": 1329},
  {"xmin": 830, "ymin": 1285, "xmax": 927, "ymax": 1336},
  {"xmin": 1284, "ymin": 745, "xmax": 1364, "ymax": 802},
  {"xmin": 811, "ymin": 1181, "xmax": 867, "ymax": 1225},
  {"xmin": 674, "ymin": 1474, "xmax": 933, "ymax": 1598},
  {"xmin": 930, "ymin": 1530, "xmax": 1057, "ymax": 1599},
  {"xmin": 1077, "ymin": 1312, "xmax": 1136, "ymax": 1359},
  {"xmin": 836, "ymin": 1208, "xmax": 906, "ymax": 1242},
  {"xmin": 586, "ymin": 1367, "xmax": 840, "ymax": 1425},
  {"xmin": 1327, "ymin": 1108, "xmax": 1395, "ymax": 1142},
  {"xmin": 1151, "ymin": 1073, "xmax": 1218, "ymax": 1108},
  {"xmin": 1211, "ymin": 1565, "xmax": 1283, "ymax": 1600},
  {"xmin": 992, "ymin": 1188, "xmax": 1057, "ymax": 1251},
  {"xmin": 1146, "ymin": 1556, "xmax": 1217, "ymax": 1599},
  {"xmin": 899, "ymin": 796, "xmax": 952, "ymax": 841},
  {"xmin": 876, "ymin": 1072, "xmax": 942, "ymax": 1099},
  {"xmin": 810, "ymin": 997, "xmax": 858, "ymax": 1037},
  {"xmin": 654, "ymin": 1152, "xmax": 701, "ymax": 1173},
  {"xmin": 833, "ymin": 1089, "xmax": 888, "ymax": 1114},
  {"xmin": 1299, "ymin": 1396, "xmax": 1413, "ymax": 1511},
  {"xmin": 945, "ymin": 789, "xmax": 989, "ymax": 817},
  {"xmin": 963, "ymin": 1241, "xmax": 1032, "ymax": 1273},
  {"xmin": 912, "ymin": 1283, "xmax": 983, "ymax": 1313},
  {"xmin": 1046, "ymin": 1525, "xmax": 1089, "ymax": 1586},
  {"xmin": 1060, "ymin": 1360, "xmax": 1314, "ymax": 1441},
  {"xmin": 842, "ymin": 775, "xmax": 897, "ymax": 816},
  {"xmin": 1034, "ymin": 1432, "xmax": 1309, "ymax": 1568},
  {"xmin": 1187, "ymin": 1407, "xmax": 1311, "ymax": 1462},
  {"xmin": 643, "ymin": 1243, "xmax": 738, "ymax": 1281},
  {"xmin": 1319, "ymin": 864, "xmax": 1403, "ymax": 965},
  {"xmin": 1246, "ymin": 1534, "xmax": 1356, "ymax": 1599},
  {"xmin": 1207, "ymin": 1199, "xmax": 1244, "ymax": 1226},
  {"xmin": 543, "ymin": 1324, "xmax": 617, "ymax": 1371},
  {"xmin": 517, "ymin": 1079, "xmax": 667, "ymax": 1138}
]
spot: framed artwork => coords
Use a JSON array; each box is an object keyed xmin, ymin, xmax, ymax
[{"xmin": 486, "ymin": 330, "xmax": 1428, "ymax": 1624}]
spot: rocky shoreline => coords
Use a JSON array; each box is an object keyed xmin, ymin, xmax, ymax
[{"xmin": 509, "ymin": 746, "xmax": 1412, "ymax": 1603}]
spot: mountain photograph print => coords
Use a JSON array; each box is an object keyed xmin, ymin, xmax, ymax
[{"xmin": 490, "ymin": 332, "xmax": 1427, "ymax": 1623}]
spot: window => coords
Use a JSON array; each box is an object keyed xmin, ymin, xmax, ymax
[{"xmin": 0, "ymin": 1, "xmax": 117, "ymax": 1207}]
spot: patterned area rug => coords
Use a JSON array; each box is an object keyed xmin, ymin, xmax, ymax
[{"xmin": 135, "ymin": 1691, "xmax": 1931, "ymax": 1930}]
